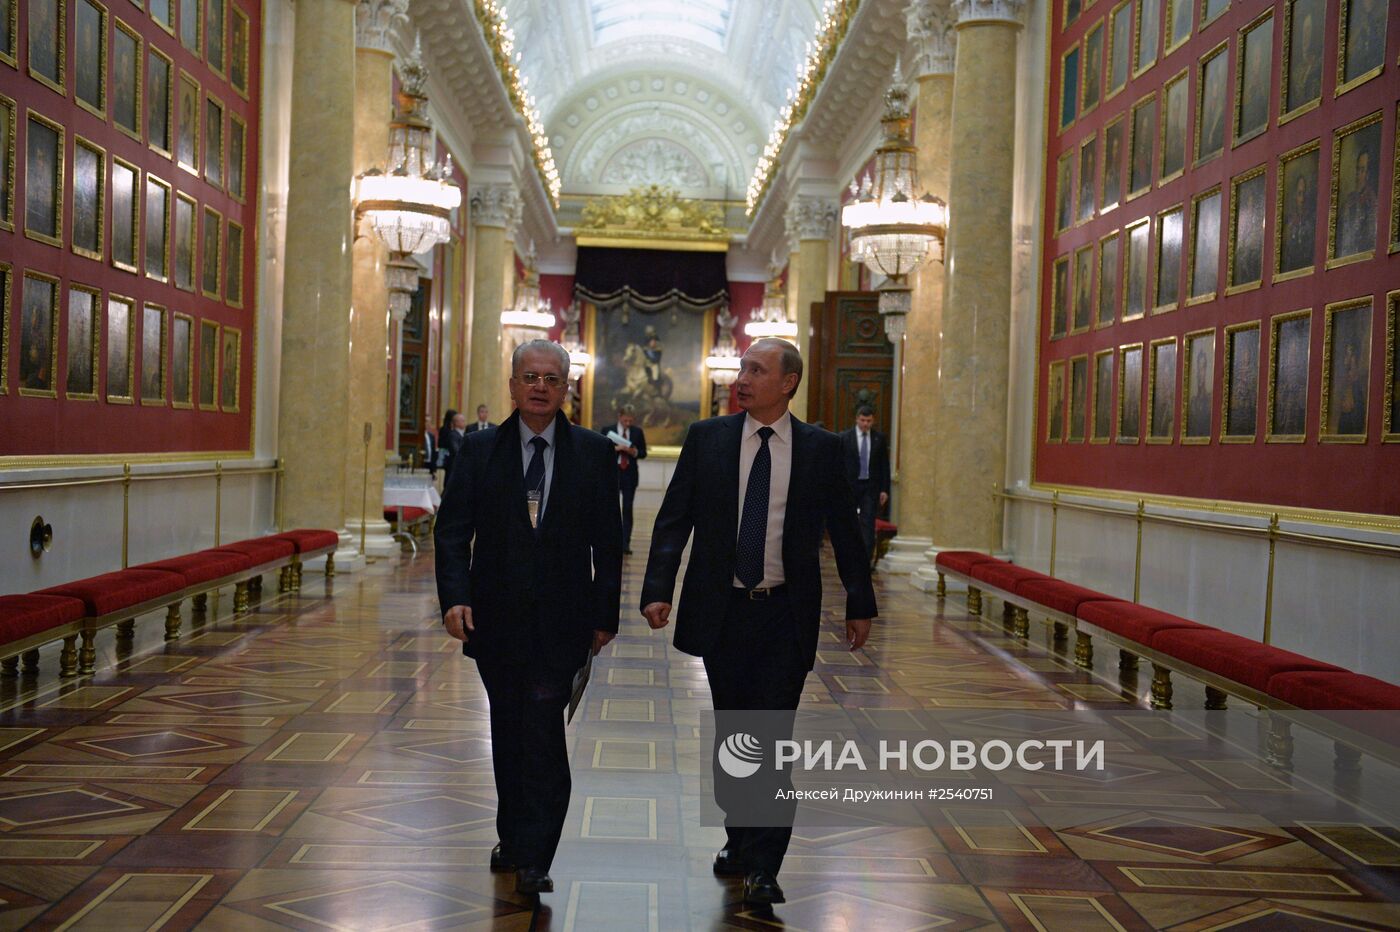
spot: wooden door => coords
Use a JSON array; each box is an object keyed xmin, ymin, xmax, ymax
[
  {"xmin": 397, "ymin": 279, "xmax": 431, "ymax": 463},
  {"xmin": 808, "ymin": 291, "xmax": 894, "ymax": 433}
]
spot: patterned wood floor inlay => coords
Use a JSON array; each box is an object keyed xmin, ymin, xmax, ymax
[{"xmin": 1, "ymin": 502, "xmax": 1398, "ymax": 930}]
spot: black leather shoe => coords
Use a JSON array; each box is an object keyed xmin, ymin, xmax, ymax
[
  {"xmin": 516, "ymin": 868, "xmax": 554, "ymax": 895},
  {"xmin": 713, "ymin": 847, "xmax": 746, "ymax": 876},
  {"xmin": 742, "ymin": 870, "xmax": 785, "ymax": 904},
  {"xmin": 489, "ymin": 843, "xmax": 517, "ymax": 873}
]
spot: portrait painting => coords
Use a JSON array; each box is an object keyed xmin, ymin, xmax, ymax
[
  {"xmin": 151, "ymin": 0, "xmax": 172, "ymax": 30},
  {"xmin": 198, "ymin": 320, "xmax": 218, "ymax": 407},
  {"xmin": 1066, "ymin": 0, "xmax": 1081, "ymax": 27},
  {"xmin": 1388, "ymin": 292, "xmax": 1399, "ymax": 437},
  {"xmin": 230, "ymin": 7, "xmax": 249, "ymax": 93},
  {"xmin": 1282, "ymin": 0, "xmax": 1324, "ymax": 117},
  {"xmin": 140, "ymin": 303, "xmax": 165, "ymax": 403},
  {"xmin": 24, "ymin": 113, "xmax": 61, "ymax": 245},
  {"xmin": 1202, "ymin": 0, "xmax": 1229, "ymax": 25},
  {"xmin": 72, "ymin": 139, "xmax": 103, "ymax": 259},
  {"xmin": 1269, "ymin": 311, "xmax": 1310, "ymax": 439},
  {"xmin": 1076, "ymin": 137, "xmax": 1096, "ymax": 223},
  {"xmin": 0, "ymin": 97, "xmax": 12, "ymax": 229},
  {"xmin": 1128, "ymin": 94, "xmax": 1156, "ymax": 197},
  {"xmin": 1073, "ymin": 245, "xmax": 1094, "ymax": 332},
  {"xmin": 1155, "ymin": 206, "xmax": 1183, "ymax": 311},
  {"xmin": 1055, "ymin": 152, "xmax": 1073, "ymax": 231},
  {"xmin": 1330, "ymin": 114, "xmax": 1381, "ymax": 263},
  {"xmin": 65, "ymin": 286, "xmax": 100, "ymax": 398},
  {"xmin": 1228, "ymin": 168, "xmax": 1266, "ymax": 290},
  {"xmin": 144, "ymin": 175, "xmax": 170, "ymax": 281},
  {"xmin": 587, "ymin": 305, "xmax": 711, "ymax": 448},
  {"xmin": 1102, "ymin": 117, "xmax": 1125, "ymax": 211},
  {"xmin": 1047, "ymin": 361, "xmax": 1066, "ymax": 443},
  {"xmin": 205, "ymin": 96, "xmax": 223, "ymax": 188},
  {"xmin": 1097, "ymin": 232, "xmax": 1120, "ymax": 326},
  {"xmin": 1125, "ymin": 219, "xmax": 1150, "ymax": 320},
  {"xmin": 1323, "ymin": 298, "xmax": 1372, "ymax": 437},
  {"xmin": 219, "ymin": 327, "xmax": 240, "ymax": 411},
  {"xmin": 1149, "ymin": 339, "xmax": 1177, "ymax": 441},
  {"xmin": 225, "ymin": 220, "xmax": 243, "ymax": 305},
  {"xmin": 111, "ymin": 158, "xmax": 139, "ymax": 271},
  {"xmin": 1069, "ymin": 355, "xmax": 1088, "ymax": 442},
  {"xmin": 147, "ymin": 50, "xmax": 172, "ymax": 155},
  {"xmin": 201, "ymin": 206, "xmax": 221, "ymax": 297},
  {"xmin": 1061, "ymin": 45, "xmax": 1080, "ymax": 129},
  {"xmin": 1051, "ymin": 255, "xmax": 1070, "ymax": 338},
  {"xmin": 171, "ymin": 314, "xmax": 192, "ymax": 406},
  {"xmin": 1135, "ymin": 0, "xmax": 1160, "ymax": 74},
  {"xmin": 177, "ymin": 73, "xmax": 199, "ymax": 172},
  {"xmin": 1166, "ymin": 0, "xmax": 1191, "ymax": 50},
  {"xmin": 1197, "ymin": 43, "xmax": 1228, "ymax": 164},
  {"xmin": 1, "ymin": 0, "xmax": 14, "ymax": 64},
  {"xmin": 0, "ymin": 265, "xmax": 8, "ymax": 394},
  {"xmin": 1082, "ymin": 22, "xmax": 1103, "ymax": 114},
  {"xmin": 75, "ymin": 0, "xmax": 105, "ymax": 115},
  {"xmin": 1235, "ymin": 12, "xmax": 1273, "ymax": 144},
  {"xmin": 27, "ymin": 0, "xmax": 62, "ymax": 90},
  {"xmin": 228, "ymin": 115, "xmax": 245, "ymax": 199},
  {"xmin": 1183, "ymin": 330, "xmax": 1215, "ymax": 441},
  {"xmin": 1224, "ymin": 324, "xmax": 1259, "ymax": 439},
  {"xmin": 1340, "ymin": 0, "xmax": 1386, "ymax": 90},
  {"xmin": 112, "ymin": 23, "xmax": 140, "ymax": 137},
  {"xmin": 1189, "ymin": 188, "xmax": 1221, "ymax": 301},
  {"xmin": 1119, "ymin": 344, "xmax": 1143, "ymax": 442},
  {"xmin": 1160, "ymin": 71, "xmax": 1188, "ymax": 180},
  {"xmin": 174, "ymin": 194, "xmax": 195, "ymax": 291},
  {"xmin": 18, "ymin": 273, "xmax": 58, "ymax": 395},
  {"xmin": 399, "ymin": 356, "xmax": 422, "ymax": 431},
  {"xmin": 105, "ymin": 297, "xmax": 133, "ymax": 401},
  {"xmin": 180, "ymin": 0, "xmax": 198, "ymax": 52},
  {"xmin": 207, "ymin": 0, "xmax": 225, "ymax": 74},
  {"xmin": 1108, "ymin": 0, "xmax": 1132, "ymax": 96},
  {"xmin": 1277, "ymin": 144, "xmax": 1319, "ymax": 276},
  {"xmin": 1093, "ymin": 350, "xmax": 1114, "ymax": 440}
]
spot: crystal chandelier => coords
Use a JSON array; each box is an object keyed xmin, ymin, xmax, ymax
[
  {"xmin": 841, "ymin": 60, "xmax": 947, "ymax": 341},
  {"xmin": 501, "ymin": 241, "xmax": 556, "ymax": 342},
  {"xmin": 355, "ymin": 37, "xmax": 462, "ymax": 259},
  {"xmin": 557, "ymin": 301, "xmax": 590, "ymax": 382},
  {"xmin": 744, "ymin": 261, "xmax": 798, "ymax": 342},
  {"xmin": 705, "ymin": 306, "xmax": 742, "ymax": 387}
]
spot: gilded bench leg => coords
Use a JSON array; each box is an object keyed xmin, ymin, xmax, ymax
[
  {"xmin": 966, "ymin": 587, "xmax": 982, "ymax": 615},
  {"xmin": 1074, "ymin": 631, "xmax": 1093, "ymax": 669},
  {"xmin": 1204, "ymin": 686, "xmax": 1228, "ymax": 710},
  {"xmin": 21, "ymin": 650, "xmax": 40, "ymax": 675},
  {"xmin": 233, "ymin": 582, "xmax": 250, "ymax": 615},
  {"xmin": 278, "ymin": 566, "xmax": 291, "ymax": 593},
  {"xmin": 60, "ymin": 637, "xmax": 79, "ymax": 677},
  {"xmin": 164, "ymin": 603, "xmax": 182, "ymax": 641},
  {"xmin": 1333, "ymin": 742, "xmax": 1362, "ymax": 773},
  {"xmin": 78, "ymin": 629, "xmax": 97, "ymax": 675},
  {"xmin": 116, "ymin": 619, "xmax": 136, "ymax": 640},
  {"xmin": 1118, "ymin": 650, "xmax": 1139, "ymax": 673},
  {"xmin": 1012, "ymin": 607, "xmax": 1030, "ymax": 640},
  {"xmin": 294, "ymin": 562, "xmax": 304, "ymax": 590},
  {"xmin": 936, "ymin": 572, "xmax": 946, "ymax": 598},
  {"xmin": 324, "ymin": 555, "xmax": 335, "ymax": 578},
  {"xmin": 1150, "ymin": 664, "xmax": 1173, "ymax": 709},
  {"xmin": 1265, "ymin": 714, "xmax": 1293, "ymax": 770},
  {"xmin": 1, "ymin": 657, "xmax": 17, "ymax": 677}
]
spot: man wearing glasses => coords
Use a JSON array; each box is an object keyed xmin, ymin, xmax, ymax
[{"xmin": 435, "ymin": 339, "xmax": 624, "ymax": 896}]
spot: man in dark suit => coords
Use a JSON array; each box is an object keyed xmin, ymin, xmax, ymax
[
  {"xmin": 840, "ymin": 404, "xmax": 891, "ymax": 565},
  {"xmin": 438, "ymin": 412, "xmax": 467, "ymax": 480},
  {"xmin": 606, "ymin": 405, "xmax": 647, "ymax": 554},
  {"xmin": 471, "ymin": 404, "xmax": 496, "ymax": 432},
  {"xmin": 435, "ymin": 339, "xmax": 624, "ymax": 896},
  {"xmin": 641, "ymin": 338, "xmax": 876, "ymax": 905}
]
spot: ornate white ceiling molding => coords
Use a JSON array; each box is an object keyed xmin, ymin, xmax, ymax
[
  {"xmin": 356, "ymin": 0, "xmax": 409, "ymax": 52},
  {"xmin": 470, "ymin": 182, "xmax": 523, "ymax": 235},
  {"xmin": 600, "ymin": 139, "xmax": 711, "ymax": 189},
  {"xmin": 562, "ymin": 100, "xmax": 750, "ymax": 196},
  {"xmin": 951, "ymin": 0, "xmax": 1026, "ymax": 27},
  {"xmin": 785, "ymin": 196, "xmax": 838, "ymax": 249},
  {"xmin": 906, "ymin": 0, "xmax": 956, "ymax": 77}
]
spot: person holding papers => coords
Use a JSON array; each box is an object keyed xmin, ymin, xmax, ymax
[{"xmin": 604, "ymin": 405, "xmax": 647, "ymax": 554}]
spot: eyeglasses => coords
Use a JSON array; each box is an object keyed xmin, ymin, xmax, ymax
[{"xmin": 518, "ymin": 371, "xmax": 566, "ymax": 388}]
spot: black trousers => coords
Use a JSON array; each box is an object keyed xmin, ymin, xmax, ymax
[
  {"xmin": 477, "ymin": 657, "xmax": 574, "ymax": 871},
  {"xmin": 703, "ymin": 589, "xmax": 808, "ymax": 876},
  {"xmin": 619, "ymin": 484, "xmax": 636, "ymax": 550},
  {"xmin": 852, "ymin": 478, "xmax": 877, "ymax": 562}
]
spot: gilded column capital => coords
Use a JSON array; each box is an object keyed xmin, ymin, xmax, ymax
[
  {"xmin": 951, "ymin": 0, "xmax": 1025, "ymax": 27},
  {"xmin": 785, "ymin": 196, "xmax": 837, "ymax": 251},
  {"xmin": 906, "ymin": 0, "xmax": 956, "ymax": 77},
  {"xmin": 355, "ymin": 0, "xmax": 408, "ymax": 53},
  {"xmin": 470, "ymin": 182, "xmax": 522, "ymax": 235}
]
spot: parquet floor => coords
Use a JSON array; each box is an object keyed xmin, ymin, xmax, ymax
[{"xmin": 1, "ymin": 502, "xmax": 1398, "ymax": 930}]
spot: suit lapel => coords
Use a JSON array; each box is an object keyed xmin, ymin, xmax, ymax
[
  {"xmin": 718, "ymin": 413, "xmax": 744, "ymax": 559},
  {"xmin": 540, "ymin": 412, "xmax": 574, "ymax": 536},
  {"xmin": 488, "ymin": 412, "xmax": 532, "ymax": 533}
]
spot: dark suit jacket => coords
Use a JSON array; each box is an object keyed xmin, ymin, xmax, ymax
[
  {"xmin": 439, "ymin": 428, "xmax": 466, "ymax": 477},
  {"xmin": 435, "ymin": 410, "xmax": 624, "ymax": 670},
  {"xmin": 469, "ymin": 420, "xmax": 497, "ymax": 432},
  {"xmin": 606, "ymin": 424, "xmax": 647, "ymax": 492},
  {"xmin": 640, "ymin": 413, "xmax": 877, "ymax": 671},
  {"xmin": 840, "ymin": 427, "xmax": 891, "ymax": 500}
]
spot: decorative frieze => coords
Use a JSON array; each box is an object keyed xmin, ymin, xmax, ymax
[
  {"xmin": 355, "ymin": 0, "xmax": 408, "ymax": 53},
  {"xmin": 785, "ymin": 196, "xmax": 838, "ymax": 249},
  {"xmin": 469, "ymin": 183, "xmax": 523, "ymax": 235},
  {"xmin": 906, "ymin": 0, "xmax": 957, "ymax": 77},
  {"xmin": 951, "ymin": 0, "xmax": 1026, "ymax": 27}
]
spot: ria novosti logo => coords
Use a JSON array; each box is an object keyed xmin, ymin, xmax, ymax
[{"xmin": 717, "ymin": 732, "xmax": 764, "ymax": 778}]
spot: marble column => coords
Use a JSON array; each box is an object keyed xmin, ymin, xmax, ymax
[
  {"xmin": 277, "ymin": 0, "xmax": 361, "ymax": 568},
  {"xmin": 466, "ymin": 183, "xmax": 520, "ymax": 419},
  {"xmin": 343, "ymin": 0, "xmax": 405, "ymax": 557},
  {"xmin": 886, "ymin": 0, "xmax": 956, "ymax": 577},
  {"xmin": 926, "ymin": 0, "xmax": 1023, "ymax": 563},
  {"xmin": 785, "ymin": 196, "xmax": 837, "ymax": 421}
]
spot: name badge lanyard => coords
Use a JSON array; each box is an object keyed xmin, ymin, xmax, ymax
[{"xmin": 527, "ymin": 480, "xmax": 545, "ymax": 529}]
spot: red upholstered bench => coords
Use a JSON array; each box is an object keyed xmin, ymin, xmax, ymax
[
  {"xmin": 1268, "ymin": 671, "xmax": 1400, "ymax": 711},
  {"xmin": 1014, "ymin": 580, "xmax": 1126, "ymax": 658},
  {"xmin": 0, "ymin": 595, "xmax": 88, "ymax": 678},
  {"xmin": 209, "ymin": 537, "xmax": 297, "ymax": 612},
  {"xmin": 931, "ymin": 551, "xmax": 1002, "ymax": 601},
  {"xmin": 270, "ymin": 528, "xmax": 341, "ymax": 590},
  {"xmin": 39, "ymin": 569, "xmax": 188, "ymax": 674},
  {"xmin": 132, "ymin": 549, "xmax": 254, "ymax": 641},
  {"xmin": 1152, "ymin": 629, "xmax": 1344, "ymax": 701},
  {"xmin": 873, "ymin": 518, "xmax": 897, "ymax": 567},
  {"xmin": 1074, "ymin": 601, "xmax": 1212, "ymax": 688}
]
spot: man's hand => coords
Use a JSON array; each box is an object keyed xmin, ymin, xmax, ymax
[
  {"xmin": 592, "ymin": 630, "xmax": 615, "ymax": 654},
  {"xmin": 642, "ymin": 602, "xmax": 672, "ymax": 630},
  {"xmin": 879, "ymin": 491, "xmax": 889, "ymax": 507},
  {"xmin": 615, "ymin": 443, "xmax": 638, "ymax": 455},
  {"xmin": 443, "ymin": 605, "xmax": 474, "ymax": 643},
  {"xmin": 845, "ymin": 618, "xmax": 871, "ymax": 651}
]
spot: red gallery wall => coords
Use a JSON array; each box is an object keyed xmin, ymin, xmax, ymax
[
  {"xmin": 1, "ymin": 0, "xmax": 261, "ymax": 461},
  {"xmin": 1036, "ymin": 0, "xmax": 1400, "ymax": 516}
]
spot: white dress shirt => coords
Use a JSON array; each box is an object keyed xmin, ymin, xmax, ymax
[
  {"xmin": 734, "ymin": 411, "xmax": 792, "ymax": 588},
  {"xmin": 519, "ymin": 419, "xmax": 557, "ymax": 516}
]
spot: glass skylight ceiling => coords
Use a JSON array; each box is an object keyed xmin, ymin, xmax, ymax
[{"xmin": 589, "ymin": 0, "xmax": 733, "ymax": 50}]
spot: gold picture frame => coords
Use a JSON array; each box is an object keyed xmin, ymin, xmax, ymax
[
  {"xmin": 1225, "ymin": 163, "xmax": 1267, "ymax": 295},
  {"xmin": 1123, "ymin": 216, "xmax": 1150, "ymax": 321},
  {"xmin": 111, "ymin": 17, "xmax": 143, "ymax": 141},
  {"xmin": 0, "ymin": 0, "xmax": 18, "ymax": 68},
  {"xmin": 1126, "ymin": 91, "xmax": 1157, "ymax": 200},
  {"xmin": 1233, "ymin": 9, "xmax": 1274, "ymax": 146},
  {"xmin": 1072, "ymin": 243, "xmax": 1094, "ymax": 333},
  {"xmin": 1200, "ymin": 0, "xmax": 1230, "ymax": 31},
  {"xmin": 1195, "ymin": 40, "xmax": 1229, "ymax": 167},
  {"xmin": 201, "ymin": 204, "xmax": 222, "ymax": 299},
  {"xmin": 1082, "ymin": 20, "xmax": 1104, "ymax": 116},
  {"xmin": 1274, "ymin": 139, "xmax": 1320, "ymax": 282},
  {"xmin": 144, "ymin": 173, "xmax": 171, "ymax": 282},
  {"xmin": 1101, "ymin": 114, "xmax": 1125, "ymax": 213},
  {"xmin": 0, "ymin": 263, "xmax": 10, "ymax": 394},
  {"xmin": 1051, "ymin": 253, "xmax": 1070, "ymax": 339},
  {"xmin": 197, "ymin": 318, "xmax": 218, "ymax": 409},
  {"xmin": 110, "ymin": 155, "xmax": 140, "ymax": 273},
  {"xmin": 1153, "ymin": 203, "xmax": 1184, "ymax": 314},
  {"xmin": 24, "ymin": 109, "xmax": 65, "ymax": 248},
  {"xmin": 1181, "ymin": 327, "xmax": 1216, "ymax": 444},
  {"xmin": 179, "ymin": 0, "xmax": 201, "ymax": 55},
  {"xmin": 1069, "ymin": 354, "xmax": 1089, "ymax": 442},
  {"xmin": 176, "ymin": 69, "xmax": 200, "ymax": 175},
  {"xmin": 1221, "ymin": 321, "xmax": 1260, "ymax": 443},
  {"xmin": 230, "ymin": 4, "xmax": 250, "ymax": 97},
  {"xmin": 0, "ymin": 94, "xmax": 14, "ymax": 232},
  {"xmin": 1384, "ymin": 289, "xmax": 1398, "ymax": 440},
  {"xmin": 228, "ymin": 111, "xmax": 246, "ymax": 202},
  {"xmin": 1047, "ymin": 359, "xmax": 1067, "ymax": 443},
  {"xmin": 1187, "ymin": 185, "xmax": 1221, "ymax": 305},
  {"xmin": 17, "ymin": 270, "xmax": 60, "ymax": 397},
  {"xmin": 1159, "ymin": 68, "xmax": 1188, "ymax": 183},
  {"xmin": 1279, "ymin": 0, "xmax": 1324, "ymax": 123},
  {"xmin": 1091, "ymin": 347, "xmax": 1114, "ymax": 442},
  {"xmin": 71, "ymin": 135, "xmax": 106, "ymax": 261},
  {"xmin": 1060, "ymin": 40, "xmax": 1081, "ymax": 132},
  {"xmin": 1266, "ymin": 308, "xmax": 1311, "ymax": 443},
  {"xmin": 27, "ymin": 0, "xmax": 67, "ymax": 96},
  {"xmin": 1393, "ymin": 102, "xmax": 1400, "ymax": 255},
  {"xmin": 1335, "ymin": 0, "xmax": 1386, "ymax": 97},
  {"xmin": 105, "ymin": 293, "xmax": 135, "ymax": 404},
  {"xmin": 1327, "ymin": 109, "xmax": 1383, "ymax": 269},
  {"xmin": 64, "ymin": 283, "xmax": 102, "ymax": 400},
  {"xmin": 1132, "ymin": 0, "xmax": 1160, "ymax": 77},
  {"xmin": 1096, "ymin": 230, "xmax": 1120, "ymax": 328},
  {"xmin": 1076, "ymin": 132, "xmax": 1097, "ymax": 224},
  {"xmin": 1147, "ymin": 337, "xmax": 1178, "ymax": 443},
  {"xmin": 1055, "ymin": 150, "xmax": 1074, "ymax": 233},
  {"xmin": 151, "ymin": 0, "xmax": 175, "ymax": 35},
  {"xmin": 1319, "ymin": 295, "xmax": 1373, "ymax": 442},
  {"xmin": 73, "ymin": 0, "xmax": 107, "ymax": 120},
  {"xmin": 1117, "ymin": 342, "xmax": 1143, "ymax": 444},
  {"xmin": 147, "ymin": 45, "xmax": 174, "ymax": 158},
  {"xmin": 140, "ymin": 302, "xmax": 167, "ymax": 405},
  {"xmin": 1164, "ymin": 0, "xmax": 1192, "ymax": 55},
  {"xmin": 171, "ymin": 311, "xmax": 193, "ymax": 408},
  {"xmin": 224, "ymin": 218, "xmax": 243, "ymax": 307},
  {"xmin": 206, "ymin": 0, "xmax": 226, "ymax": 78},
  {"xmin": 1106, "ymin": 0, "xmax": 1133, "ymax": 101},
  {"xmin": 204, "ymin": 91, "xmax": 224, "ymax": 189},
  {"xmin": 219, "ymin": 324, "xmax": 240, "ymax": 412},
  {"xmin": 174, "ymin": 191, "xmax": 196, "ymax": 291}
]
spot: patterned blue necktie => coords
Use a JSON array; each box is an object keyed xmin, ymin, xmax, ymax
[{"xmin": 735, "ymin": 426, "xmax": 774, "ymax": 589}]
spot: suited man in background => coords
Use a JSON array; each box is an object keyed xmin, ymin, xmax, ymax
[
  {"xmin": 606, "ymin": 404, "xmax": 647, "ymax": 554},
  {"xmin": 439, "ymin": 412, "xmax": 468, "ymax": 481},
  {"xmin": 435, "ymin": 339, "xmax": 624, "ymax": 896},
  {"xmin": 641, "ymin": 338, "xmax": 876, "ymax": 905},
  {"xmin": 840, "ymin": 404, "xmax": 891, "ymax": 565},
  {"xmin": 472, "ymin": 404, "xmax": 496, "ymax": 432}
]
